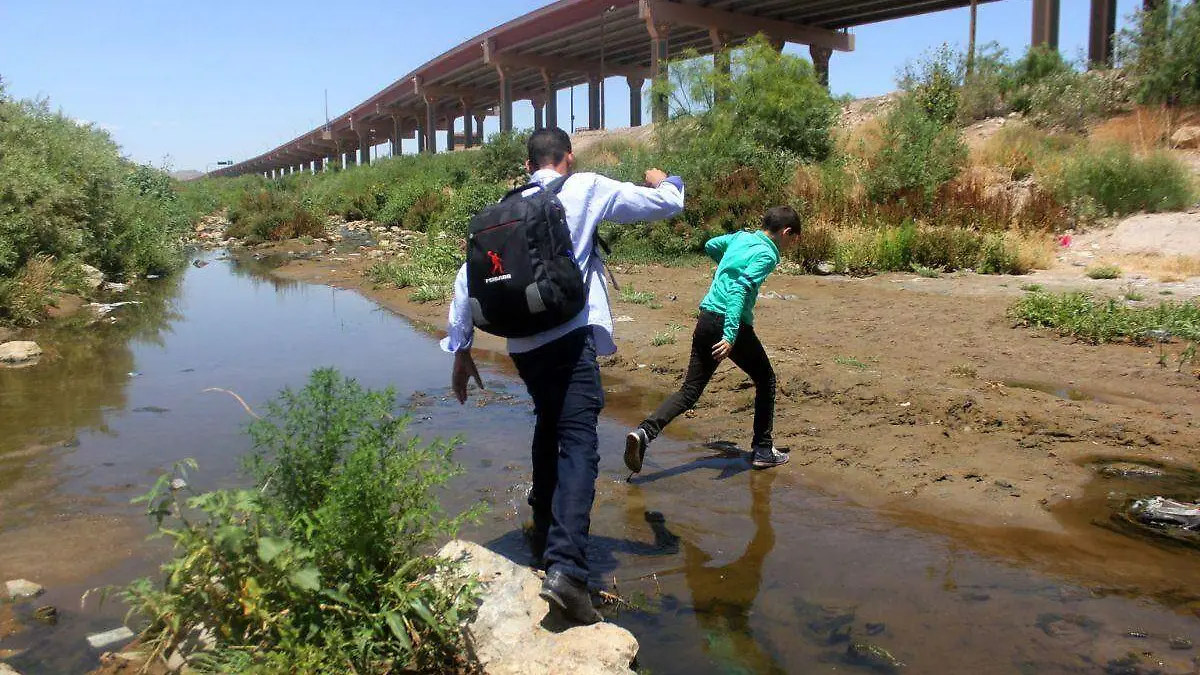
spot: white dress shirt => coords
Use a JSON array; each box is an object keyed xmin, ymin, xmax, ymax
[{"xmin": 440, "ymin": 168, "xmax": 685, "ymax": 356}]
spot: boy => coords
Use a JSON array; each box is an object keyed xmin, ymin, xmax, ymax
[
  {"xmin": 445, "ymin": 128, "xmax": 684, "ymax": 624},
  {"xmin": 625, "ymin": 206, "xmax": 801, "ymax": 473}
]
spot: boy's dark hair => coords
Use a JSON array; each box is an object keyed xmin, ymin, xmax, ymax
[
  {"xmin": 527, "ymin": 127, "xmax": 572, "ymax": 168},
  {"xmin": 763, "ymin": 205, "xmax": 801, "ymax": 233}
]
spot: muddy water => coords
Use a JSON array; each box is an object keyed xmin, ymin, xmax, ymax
[{"xmin": 2, "ymin": 253, "xmax": 1198, "ymax": 674}]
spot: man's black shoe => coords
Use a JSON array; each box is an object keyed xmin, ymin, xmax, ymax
[
  {"xmin": 539, "ymin": 569, "xmax": 603, "ymax": 625},
  {"xmin": 522, "ymin": 520, "xmax": 549, "ymax": 569}
]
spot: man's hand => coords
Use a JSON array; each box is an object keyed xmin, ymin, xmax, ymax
[
  {"xmin": 451, "ymin": 350, "xmax": 485, "ymax": 404},
  {"xmin": 644, "ymin": 168, "xmax": 668, "ymax": 188},
  {"xmin": 712, "ymin": 339, "xmax": 732, "ymax": 363}
]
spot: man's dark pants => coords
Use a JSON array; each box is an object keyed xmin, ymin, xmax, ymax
[
  {"xmin": 640, "ymin": 310, "xmax": 775, "ymax": 448},
  {"xmin": 511, "ymin": 327, "xmax": 604, "ymax": 583}
]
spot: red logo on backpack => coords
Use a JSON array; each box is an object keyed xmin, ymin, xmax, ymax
[{"xmin": 487, "ymin": 251, "xmax": 505, "ymax": 275}]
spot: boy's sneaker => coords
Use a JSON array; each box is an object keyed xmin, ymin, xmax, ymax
[
  {"xmin": 624, "ymin": 428, "xmax": 649, "ymax": 473},
  {"xmin": 751, "ymin": 445, "xmax": 789, "ymax": 469}
]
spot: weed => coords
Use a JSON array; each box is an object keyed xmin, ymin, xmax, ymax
[
  {"xmin": 1011, "ymin": 291, "xmax": 1200, "ymax": 344},
  {"xmin": 620, "ymin": 284, "xmax": 658, "ymax": 306},
  {"xmin": 835, "ymin": 355, "xmax": 870, "ymax": 370},
  {"xmin": 1086, "ymin": 264, "xmax": 1122, "ymax": 280},
  {"xmin": 365, "ymin": 236, "xmax": 461, "ymax": 303},
  {"xmin": 1123, "ymin": 285, "xmax": 1147, "ymax": 301},
  {"xmin": 1056, "ymin": 144, "xmax": 1194, "ymax": 218},
  {"xmin": 123, "ymin": 370, "xmax": 482, "ymax": 673},
  {"xmin": 227, "ymin": 189, "xmax": 325, "ymax": 242},
  {"xmin": 1020, "ymin": 283, "xmax": 1045, "ymax": 292},
  {"xmin": 950, "ymin": 364, "xmax": 978, "ymax": 378},
  {"xmin": 651, "ymin": 331, "xmax": 677, "ymax": 346},
  {"xmin": 911, "ymin": 263, "xmax": 942, "ymax": 278}
]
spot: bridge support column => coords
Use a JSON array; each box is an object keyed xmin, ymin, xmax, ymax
[
  {"xmin": 542, "ymin": 70, "xmax": 558, "ymax": 130},
  {"xmin": 391, "ymin": 115, "xmax": 403, "ymax": 156},
  {"xmin": 314, "ymin": 157, "xmax": 324, "ymax": 173},
  {"xmin": 1088, "ymin": 0, "xmax": 1117, "ymax": 67},
  {"xmin": 446, "ymin": 115, "xmax": 456, "ymax": 151},
  {"xmin": 587, "ymin": 75, "xmax": 601, "ymax": 130},
  {"xmin": 498, "ymin": 66, "xmax": 514, "ymax": 133},
  {"xmin": 424, "ymin": 96, "xmax": 438, "ymax": 154},
  {"xmin": 357, "ymin": 128, "xmax": 370, "ymax": 166},
  {"xmin": 627, "ymin": 77, "xmax": 644, "ymax": 127},
  {"xmin": 532, "ymin": 97, "xmax": 545, "ymax": 131},
  {"xmin": 475, "ymin": 113, "xmax": 487, "ymax": 143},
  {"xmin": 1032, "ymin": 0, "xmax": 1060, "ymax": 49},
  {"xmin": 810, "ymin": 46, "xmax": 832, "ymax": 88},
  {"xmin": 648, "ymin": 22, "xmax": 670, "ymax": 124}
]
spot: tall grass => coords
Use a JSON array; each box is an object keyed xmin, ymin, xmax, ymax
[
  {"xmin": 365, "ymin": 236, "xmax": 462, "ymax": 303},
  {"xmin": 1056, "ymin": 144, "xmax": 1195, "ymax": 217}
]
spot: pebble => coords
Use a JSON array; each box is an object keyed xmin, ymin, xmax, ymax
[
  {"xmin": 86, "ymin": 626, "xmax": 135, "ymax": 649},
  {"xmin": 1169, "ymin": 636, "xmax": 1194, "ymax": 650},
  {"xmin": 32, "ymin": 605, "xmax": 57, "ymax": 625},
  {"xmin": 4, "ymin": 579, "xmax": 43, "ymax": 600}
]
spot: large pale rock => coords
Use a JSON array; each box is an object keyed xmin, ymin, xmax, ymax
[
  {"xmin": 79, "ymin": 264, "xmax": 105, "ymax": 290},
  {"xmin": 0, "ymin": 342, "xmax": 41, "ymax": 364},
  {"xmin": 4, "ymin": 579, "xmax": 43, "ymax": 600},
  {"xmin": 1170, "ymin": 125, "xmax": 1200, "ymax": 150},
  {"xmin": 437, "ymin": 540, "xmax": 638, "ymax": 675},
  {"xmin": 0, "ymin": 662, "xmax": 22, "ymax": 674}
]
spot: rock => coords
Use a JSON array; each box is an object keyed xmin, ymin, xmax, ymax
[
  {"xmin": 86, "ymin": 626, "xmax": 135, "ymax": 649},
  {"xmin": 0, "ymin": 342, "xmax": 42, "ymax": 364},
  {"xmin": 815, "ymin": 261, "xmax": 836, "ymax": 275},
  {"xmin": 846, "ymin": 640, "xmax": 904, "ymax": 672},
  {"xmin": 1171, "ymin": 125, "xmax": 1200, "ymax": 150},
  {"xmin": 0, "ymin": 663, "xmax": 22, "ymax": 675},
  {"xmin": 101, "ymin": 281, "xmax": 129, "ymax": 293},
  {"xmin": 79, "ymin": 263, "xmax": 105, "ymax": 290},
  {"xmin": 436, "ymin": 540, "xmax": 638, "ymax": 675},
  {"xmin": 1169, "ymin": 636, "xmax": 1193, "ymax": 650},
  {"xmin": 32, "ymin": 605, "xmax": 57, "ymax": 625},
  {"xmin": 5, "ymin": 579, "xmax": 44, "ymax": 600}
]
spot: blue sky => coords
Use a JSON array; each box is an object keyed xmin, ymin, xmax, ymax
[{"xmin": 0, "ymin": 0, "xmax": 1139, "ymax": 171}]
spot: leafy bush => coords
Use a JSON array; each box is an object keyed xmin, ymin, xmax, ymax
[
  {"xmin": 0, "ymin": 82, "xmax": 188, "ymax": 323},
  {"xmin": 1120, "ymin": 0, "xmax": 1200, "ymax": 106},
  {"xmin": 900, "ymin": 44, "xmax": 962, "ymax": 125},
  {"xmin": 478, "ymin": 130, "xmax": 529, "ymax": 184},
  {"xmin": 227, "ymin": 189, "xmax": 326, "ymax": 242},
  {"xmin": 1025, "ymin": 69, "xmax": 1130, "ymax": 131},
  {"xmin": 1086, "ymin": 264, "xmax": 1122, "ymax": 279},
  {"xmin": 831, "ymin": 224, "xmax": 1045, "ymax": 275},
  {"xmin": 865, "ymin": 97, "xmax": 967, "ymax": 204},
  {"xmin": 1012, "ymin": 291, "xmax": 1200, "ymax": 343},
  {"xmin": 377, "ymin": 180, "xmax": 442, "ymax": 228},
  {"xmin": 1056, "ymin": 144, "xmax": 1194, "ymax": 217},
  {"xmin": 125, "ymin": 369, "xmax": 481, "ymax": 673},
  {"xmin": 437, "ymin": 181, "xmax": 507, "ymax": 234}
]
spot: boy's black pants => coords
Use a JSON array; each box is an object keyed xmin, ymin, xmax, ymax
[{"xmin": 639, "ymin": 310, "xmax": 775, "ymax": 449}]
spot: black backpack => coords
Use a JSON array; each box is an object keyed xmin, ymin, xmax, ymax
[{"xmin": 466, "ymin": 176, "xmax": 588, "ymax": 338}]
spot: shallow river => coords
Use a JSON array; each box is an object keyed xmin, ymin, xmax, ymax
[{"xmin": 1, "ymin": 253, "xmax": 1197, "ymax": 674}]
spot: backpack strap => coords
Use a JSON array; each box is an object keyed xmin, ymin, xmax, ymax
[{"xmin": 500, "ymin": 174, "xmax": 571, "ymax": 202}]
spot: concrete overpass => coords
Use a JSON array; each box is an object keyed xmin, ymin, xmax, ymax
[{"xmin": 212, "ymin": 0, "xmax": 1126, "ymax": 178}]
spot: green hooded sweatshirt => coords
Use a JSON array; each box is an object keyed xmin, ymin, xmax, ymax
[{"xmin": 698, "ymin": 230, "xmax": 780, "ymax": 344}]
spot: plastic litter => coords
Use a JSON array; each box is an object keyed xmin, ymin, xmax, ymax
[{"xmin": 1131, "ymin": 496, "xmax": 1200, "ymax": 530}]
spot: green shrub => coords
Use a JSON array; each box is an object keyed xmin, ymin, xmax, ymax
[
  {"xmin": 1026, "ymin": 69, "xmax": 1130, "ymax": 131},
  {"xmin": 227, "ymin": 189, "xmax": 325, "ymax": 242},
  {"xmin": 1007, "ymin": 45, "xmax": 1074, "ymax": 114},
  {"xmin": 1012, "ymin": 291, "xmax": 1200, "ymax": 343},
  {"xmin": 1057, "ymin": 144, "xmax": 1194, "ymax": 217},
  {"xmin": 790, "ymin": 225, "xmax": 837, "ymax": 272},
  {"xmin": 437, "ymin": 181, "xmax": 507, "ymax": 234},
  {"xmin": 865, "ymin": 97, "xmax": 967, "ymax": 204},
  {"xmin": 125, "ymin": 369, "xmax": 481, "ymax": 673},
  {"xmin": 478, "ymin": 130, "xmax": 529, "ymax": 184},
  {"xmin": 1121, "ymin": 0, "xmax": 1200, "ymax": 106},
  {"xmin": 377, "ymin": 180, "xmax": 441, "ymax": 227},
  {"xmin": 0, "ymin": 82, "xmax": 188, "ymax": 323},
  {"xmin": 900, "ymin": 44, "xmax": 962, "ymax": 125}
]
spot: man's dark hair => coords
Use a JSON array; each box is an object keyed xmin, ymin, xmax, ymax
[
  {"xmin": 527, "ymin": 127, "xmax": 572, "ymax": 168},
  {"xmin": 763, "ymin": 205, "xmax": 801, "ymax": 233}
]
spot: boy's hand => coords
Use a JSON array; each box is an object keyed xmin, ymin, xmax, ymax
[
  {"xmin": 451, "ymin": 350, "xmax": 485, "ymax": 404},
  {"xmin": 644, "ymin": 168, "xmax": 668, "ymax": 188},
  {"xmin": 712, "ymin": 339, "xmax": 732, "ymax": 362}
]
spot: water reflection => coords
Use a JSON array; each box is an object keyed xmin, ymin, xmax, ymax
[
  {"xmin": 0, "ymin": 273, "xmax": 184, "ymax": 524},
  {"xmin": 681, "ymin": 469, "xmax": 784, "ymax": 675}
]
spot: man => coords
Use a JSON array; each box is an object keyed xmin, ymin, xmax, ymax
[
  {"xmin": 625, "ymin": 206, "xmax": 801, "ymax": 474},
  {"xmin": 443, "ymin": 127, "xmax": 684, "ymax": 624}
]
